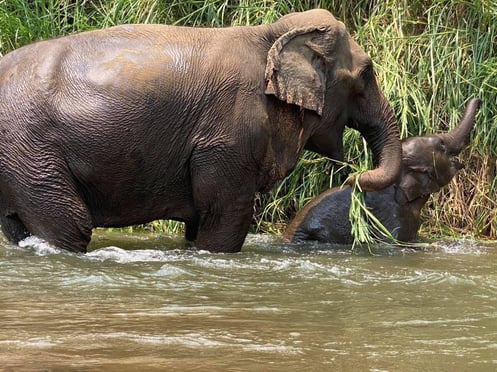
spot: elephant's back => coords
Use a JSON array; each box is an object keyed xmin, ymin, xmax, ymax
[
  {"xmin": 0, "ymin": 22, "xmax": 269, "ymax": 130},
  {"xmin": 283, "ymin": 187, "xmax": 354, "ymax": 244}
]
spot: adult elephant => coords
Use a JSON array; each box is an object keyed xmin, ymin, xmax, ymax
[{"xmin": 0, "ymin": 9, "xmax": 401, "ymax": 253}]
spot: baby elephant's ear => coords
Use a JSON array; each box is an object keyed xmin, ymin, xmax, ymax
[
  {"xmin": 399, "ymin": 172, "xmax": 429, "ymax": 202},
  {"xmin": 265, "ymin": 26, "xmax": 330, "ymax": 116}
]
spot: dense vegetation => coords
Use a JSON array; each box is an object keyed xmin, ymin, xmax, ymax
[{"xmin": 1, "ymin": 0, "xmax": 495, "ymax": 239}]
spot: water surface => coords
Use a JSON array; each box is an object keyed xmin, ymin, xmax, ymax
[{"xmin": 1, "ymin": 231, "xmax": 496, "ymax": 371}]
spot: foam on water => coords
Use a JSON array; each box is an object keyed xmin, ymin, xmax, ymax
[
  {"xmin": 0, "ymin": 337, "xmax": 56, "ymax": 349},
  {"xmin": 150, "ymin": 264, "xmax": 192, "ymax": 277},
  {"xmin": 18, "ymin": 236, "xmax": 63, "ymax": 255},
  {"xmin": 433, "ymin": 239, "xmax": 486, "ymax": 255},
  {"xmin": 66, "ymin": 331, "xmax": 303, "ymax": 354},
  {"xmin": 86, "ymin": 246, "xmax": 176, "ymax": 263}
]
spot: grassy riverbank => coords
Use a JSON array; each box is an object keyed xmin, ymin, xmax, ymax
[{"xmin": 1, "ymin": 0, "xmax": 495, "ymax": 239}]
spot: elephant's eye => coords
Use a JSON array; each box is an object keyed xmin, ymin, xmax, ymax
[
  {"xmin": 438, "ymin": 141, "xmax": 447, "ymax": 153},
  {"xmin": 360, "ymin": 63, "xmax": 374, "ymax": 81}
]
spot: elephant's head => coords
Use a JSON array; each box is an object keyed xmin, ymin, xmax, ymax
[
  {"xmin": 399, "ymin": 98, "xmax": 481, "ymax": 202},
  {"xmin": 264, "ymin": 9, "xmax": 401, "ymax": 191}
]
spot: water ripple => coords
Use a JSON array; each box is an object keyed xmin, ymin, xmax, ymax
[{"xmin": 86, "ymin": 246, "xmax": 178, "ymax": 263}]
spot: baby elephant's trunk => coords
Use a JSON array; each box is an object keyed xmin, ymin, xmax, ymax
[{"xmin": 439, "ymin": 98, "xmax": 481, "ymax": 155}]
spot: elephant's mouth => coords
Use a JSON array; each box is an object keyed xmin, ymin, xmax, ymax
[{"xmin": 452, "ymin": 159, "xmax": 464, "ymax": 170}]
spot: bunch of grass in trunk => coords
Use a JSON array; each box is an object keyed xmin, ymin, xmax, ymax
[{"xmin": 1, "ymin": 0, "xmax": 495, "ymax": 242}]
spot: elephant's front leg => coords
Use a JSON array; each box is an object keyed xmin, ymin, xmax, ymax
[
  {"xmin": 191, "ymin": 156, "xmax": 256, "ymax": 253},
  {"xmin": 195, "ymin": 194, "xmax": 254, "ymax": 253}
]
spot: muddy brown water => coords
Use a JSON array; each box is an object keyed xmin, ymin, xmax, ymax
[{"xmin": 1, "ymin": 230, "xmax": 496, "ymax": 371}]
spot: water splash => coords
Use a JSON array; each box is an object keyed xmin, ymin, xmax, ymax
[
  {"xmin": 433, "ymin": 239, "xmax": 486, "ymax": 255},
  {"xmin": 18, "ymin": 236, "xmax": 63, "ymax": 256},
  {"xmin": 86, "ymin": 246, "xmax": 173, "ymax": 263}
]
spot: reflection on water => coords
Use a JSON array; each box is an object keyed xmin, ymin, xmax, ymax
[{"xmin": 1, "ymin": 231, "xmax": 497, "ymax": 371}]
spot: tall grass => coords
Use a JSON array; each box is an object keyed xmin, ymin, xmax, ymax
[
  {"xmin": 353, "ymin": 0, "xmax": 497, "ymax": 239},
  {"xmin": 0, "ymin": 0, "xmax": 495, "ymax": 239}
]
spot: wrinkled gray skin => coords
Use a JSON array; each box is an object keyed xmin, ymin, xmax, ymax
[
  {"xmin": 0, "ymin": 9, "xmax": 401, "ymax": 253},
  {"xmin": 284, "ymin": 98, "xmax": 481, "ymax": 244}
]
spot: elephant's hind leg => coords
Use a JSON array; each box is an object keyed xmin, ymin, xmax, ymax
[
  {"xmin": 28, "ymin": 196, "xmax": 92, "ymax": 253},
  {"xmin": 184, "ymin": 218, "xmax": 199, "ymax": 242},
  {"xmin": 0, "ymin": 213, "xmax": 30, "ymax": 244},
  {"xmin": 15, "ymin": 175, "xmax": 93, "ymax": 253}
]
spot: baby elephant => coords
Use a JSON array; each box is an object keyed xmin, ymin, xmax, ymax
[{"xmin": 283, "ymin": 98, "xmax": 481, "ymax": 244}]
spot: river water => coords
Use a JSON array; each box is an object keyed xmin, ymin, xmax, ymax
[{"xmin": 1, "ymin": 230, "xmax": 496, "ymax": 371}]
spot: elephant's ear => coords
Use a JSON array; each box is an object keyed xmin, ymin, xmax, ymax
[
  {"xmin": 399, "ymin": 165, "xmax": 436, "ymax": 202},
  {"xmin": 265, "ymin": 26, "xmax": 330, "ymax": 116}
]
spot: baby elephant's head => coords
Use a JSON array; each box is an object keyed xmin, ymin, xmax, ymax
[{"xmin": 399, "ymin": 98, "xmax": 481, "ymax": 202}]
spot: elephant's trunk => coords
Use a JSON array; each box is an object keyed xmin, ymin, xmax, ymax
[
  {"xmin": 356, "ymin": 142, "xmax": 402, "ymax": 192},
  {"xmin": 349, "ymin": 98, "xmax": 402, "ymax": 192},
  {"xmin": 439, "ymin": 98, "xmax": 481, "ymax": 155}
]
